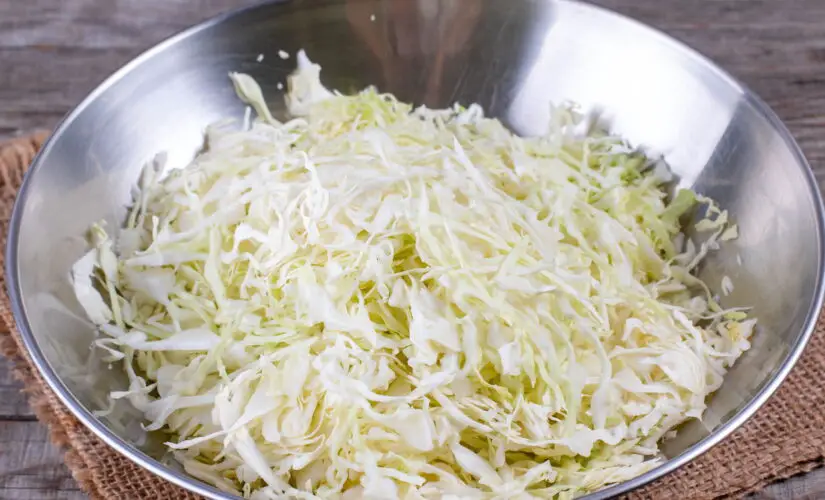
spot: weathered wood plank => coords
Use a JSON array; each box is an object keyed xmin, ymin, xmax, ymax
[
  {"xmin": 0, "ymin": 421, "xmax": 84, "ymax": 500},
  {"xmin": 0, "ymin": 0, "xmax": 259, "ymax": 139},
  {"xmin": 755, "ymin": 468, "xmax": 825, "ymax": 499},
  {"xmin": 0, "ymin": 357, "xmax": 33, "ymax": 420},
  {"xmin": 0, "ymin": 46, "xmax": 146, "ymax": 137},
  {"xmin": 0, "ymin": 0, "xmax": 257, "ymax": 49}
]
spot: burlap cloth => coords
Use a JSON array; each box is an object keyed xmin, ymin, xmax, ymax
[{"xmin": 0, "ymin": 133, "xmax": 824, "ymax": 499}]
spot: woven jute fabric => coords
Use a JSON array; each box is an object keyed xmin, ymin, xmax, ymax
[{"xmin": 0, "ymin": 133, "xmax": 823, "ymax": 499}]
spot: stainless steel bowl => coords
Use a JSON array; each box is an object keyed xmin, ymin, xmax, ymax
[{"xmin": 7, "ymin": 0, "xmax": 825, "ymax": 498}]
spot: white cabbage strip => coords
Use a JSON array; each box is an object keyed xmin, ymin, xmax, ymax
[{"xmin": 73, "ymin": 51, "xmax": 754, "ymax": 499}]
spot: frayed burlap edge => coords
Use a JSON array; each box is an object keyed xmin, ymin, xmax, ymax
[{"xmin": 0, "ymin": 133, "xmax": 823, "ymax": 499}]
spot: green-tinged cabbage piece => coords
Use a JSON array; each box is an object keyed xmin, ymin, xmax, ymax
[{"xmin": 72, "ymin": 51, "xmax": 754, "ymax": 499}]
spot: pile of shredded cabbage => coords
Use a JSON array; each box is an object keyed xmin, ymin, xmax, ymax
[{"xmin": 72, "ymin": 52, "xmax": 754, "ymax": 499}]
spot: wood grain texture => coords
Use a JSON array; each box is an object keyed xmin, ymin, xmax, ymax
[
  {"xmin": 0, "ymin": 422, "xmax": 84, "ymax": 500},
  {"xmin": 752, "ymin": 471, "xmax": 825, "ymax": 500},
  {"xmin": 1, "ymin": 0, "xmax": 825, "ymax": 499},
  {"xmin": 0, "ymin": 0, "xmax": 259, "ymax": 138},
  {"xmin": 0, "ymin": 357, "xmax": 34, "ymax": 420}
]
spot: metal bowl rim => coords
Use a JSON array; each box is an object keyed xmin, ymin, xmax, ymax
[{"xmin": 6, "ymin": 1, "xmax": 825, "ymax": 498}]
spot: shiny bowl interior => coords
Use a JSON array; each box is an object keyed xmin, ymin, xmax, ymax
[{"xmin": 7, "ymin": 0, "xmax": 825, "ymax": 498}]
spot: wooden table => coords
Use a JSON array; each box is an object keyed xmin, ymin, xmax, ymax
[{"xmin": 2, "ymin": 1, "xmax": 825, "ymax": 498}]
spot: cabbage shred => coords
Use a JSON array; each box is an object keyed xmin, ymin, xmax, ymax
[{"xmin": 73, "ymin": 53, "xmax": 754, "ymax": 499}]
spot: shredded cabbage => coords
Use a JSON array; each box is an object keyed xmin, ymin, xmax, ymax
[{"xmin": 72, "ymin": 51, "xmax": 754, "ymax": 499}]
